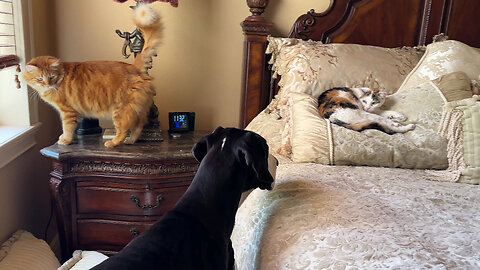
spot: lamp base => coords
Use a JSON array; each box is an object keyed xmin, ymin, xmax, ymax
[{"xmin": 76, "ymin": 118, "xmax": 102, "ymax": 135}]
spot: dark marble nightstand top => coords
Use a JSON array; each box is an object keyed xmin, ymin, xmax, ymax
[{"xmin": 40, "ymin": 131, "xmax": 210, "ymax": 161}]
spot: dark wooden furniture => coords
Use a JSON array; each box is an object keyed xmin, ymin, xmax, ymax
[
  {"xmin": 41, "ymin": 132, "xmax": 207, "ymax": 261},
  {"xmin": 240, "ymin": 0, "xmax": 480, "ymax": 128}
]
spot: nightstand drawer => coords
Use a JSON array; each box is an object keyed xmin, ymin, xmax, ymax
[
  {"xmin": 77, "ymin": 219, "xmax": 153, "ymax": 251},
  {"xmin": 76, "ymin": 185, "xmax": 187, "ymax": 216}
]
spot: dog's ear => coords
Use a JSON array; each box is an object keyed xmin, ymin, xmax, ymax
[
  {"xmin": 237, "ymin": 132, "xmax": 274, "ymax": 190},
  {"xmin": 192, "ymin": 138, "xmax": 207, "ymax": 163},
  {"xmin": 192, "ymin": 126, "xmax": 225, "ymax": 163}
]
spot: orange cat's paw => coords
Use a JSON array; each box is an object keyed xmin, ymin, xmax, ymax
[
  {"xmin": 58, "ymin": 135, "xmax": 73, "ymax": 145},
  {"xmin": 104, "ymin": 140, "xmax": 119, "ymax": 148},
  {"xmin": 124, "ymin": 137, "xmax": 137, "ymax": 145}
]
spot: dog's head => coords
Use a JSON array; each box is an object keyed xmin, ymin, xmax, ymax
[{"xmin": 192, "ymin": 127, "xmax": 276, "ymax": 191}]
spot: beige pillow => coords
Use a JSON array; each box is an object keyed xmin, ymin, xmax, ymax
[
  {"xmin": 432, "ymin": 71, "xmax": 473, "ymax": 101},
  {"xmin": 396, "ymin": 40, "xmax": 480, "ymax": 183},
  {"xmin": 399, "ymin": 40, "xmax": 480, "ymax": 91},
  {"xmin": 285, "ymin": 70, "xmax": 476, "ymax": 176},
  {"xmin": 288, "ymin": 92, "xmax": 331, "ymax": 164},
  {"xmin": 287, "ymin": 81, "xmax": 448, "ymax": 169},
  {"xmin": 438, "ymin": 96, "xmax": 480, "ymax": 184},
  {"xmin": 0, "ymin": 230, "xmax": 60, "ymax": 270},
  {"xmin": 266, "ymin": 37, "xmax": 425, "ymax": 117}
]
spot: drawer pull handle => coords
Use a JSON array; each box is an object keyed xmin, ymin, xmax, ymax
[
  {"xmin": 130, "ymin": 194, "xmax": 164, "ymax": 210},
  {"xmin": 130, "ymin": 227, "xmax": 139, "ymax": 237}
]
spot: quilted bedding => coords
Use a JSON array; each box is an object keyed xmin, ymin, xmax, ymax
[{"xmin": 232, "ymin": 163, "xmax": 480, "ymax": 269}]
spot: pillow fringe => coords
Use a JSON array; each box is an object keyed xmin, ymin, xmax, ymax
[{"xmin": 429, "ymin": 106, "xmax": 466, "ymax": 182}]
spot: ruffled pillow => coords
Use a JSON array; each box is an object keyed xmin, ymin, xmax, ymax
[
  {"xmin": 399, "ymin": 40, "xmax": 480, "ymax": 91},
  {"xmin": 266, "ymin": 37, "xmax": 425, "ymax": 118}
]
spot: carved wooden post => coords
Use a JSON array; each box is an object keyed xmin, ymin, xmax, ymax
[{"xmin": 240, "ymin": 0, "xmax": 272, "ymax": 128}]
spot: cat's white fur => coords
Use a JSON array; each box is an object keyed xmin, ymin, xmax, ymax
[
  {"xmin": 134, "ymin": 4, "xmax": 158, "ymax": 27},
  {"xmin": 330, "ymin": 87, "xmax": 415, "ymax": 133}
]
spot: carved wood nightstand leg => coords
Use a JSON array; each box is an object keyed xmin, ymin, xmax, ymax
[{"xmin": 50, "ymin": 177, "xmax": 73, "ymax": 262}]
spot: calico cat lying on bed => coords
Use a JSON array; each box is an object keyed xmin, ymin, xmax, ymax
[{"xmin": 318, "ymin": 87, "xmax": 415, "ymax": 134}]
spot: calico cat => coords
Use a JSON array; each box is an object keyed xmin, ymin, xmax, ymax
[
  {"xmin": 23, "ymin": 4, "xmax": 161, "ymax": 147},
  {"xmin": 317, "ymin": 87, "xmax": 415, "ymax": 134}
]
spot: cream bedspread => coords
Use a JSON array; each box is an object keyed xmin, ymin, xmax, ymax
[{"xmin": 232, "ymin": 163, "xmax": 480, "ymax": 269}]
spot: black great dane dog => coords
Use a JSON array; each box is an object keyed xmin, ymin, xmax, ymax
[{"xmin": 92, "ymin": 127, "xmax": 277, "ymax": 270}]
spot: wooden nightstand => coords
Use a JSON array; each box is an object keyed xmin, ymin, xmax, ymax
[{"xmin": 41, "ymin": 131, "xmax": 208, "ymax": 261}]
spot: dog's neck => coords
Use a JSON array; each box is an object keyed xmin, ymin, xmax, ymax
[{"xmin": 174, "ymin": 148, "xmax": 247, "ymax": 240}]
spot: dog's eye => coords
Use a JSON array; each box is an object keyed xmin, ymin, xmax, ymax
[{"xmin": 36, "ymin": 78, "xmax": 43, "ymax": 82}]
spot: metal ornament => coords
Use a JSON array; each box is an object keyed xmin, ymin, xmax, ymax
[
  {"xmin": 111, "ymin": 0, "xmax": 163, "ymax": 141},
  {"xmin": 116, "ymin": 2, "xmax": 146, "ymax": 59}
]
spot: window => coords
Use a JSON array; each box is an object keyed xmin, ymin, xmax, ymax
[
  {"xmin": 0, "ymin": 0, "xmax": 31, "ymax": 127},
  {"xmin": 0, "ymin": 0, "xmax": 38, "ymax": 167},
  {"xmin": 0, "ymin": 0, "xmax": 19, "ymax": 68}
]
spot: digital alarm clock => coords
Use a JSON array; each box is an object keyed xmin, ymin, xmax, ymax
[{"xmin": 168, "ymin": 112, "xmax": 195, "ymax": 133}]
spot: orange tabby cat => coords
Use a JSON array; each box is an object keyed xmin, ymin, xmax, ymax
[{"xmin": 23, "ymin": 4, "xmax": 161, "ymax": 147}]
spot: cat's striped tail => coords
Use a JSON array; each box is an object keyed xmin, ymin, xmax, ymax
[{"xmin": 133, "ymin": 4, "xmax": 163, "ymax": 74}]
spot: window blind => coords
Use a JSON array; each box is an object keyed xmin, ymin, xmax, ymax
[{"xmin": 0, "ymin": 0, "xmax": 19, "ymax": 70}]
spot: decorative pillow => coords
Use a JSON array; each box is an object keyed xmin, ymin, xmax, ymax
[
  {"xmin": 58, "ymin": 250, "xmax": 108, "ymax": 270},
  {"xmin": 266, "ymin": 37, "xmax": 425, "ymax": 117},
  {"xmin": 287, "ymin": 79, "xmax": 451, "ymax": 168},
  {"xmin": 0, "ymin": 230, "xmax": 60, "ymax": 270},
  {"xmin": 432, "ymin": 71, "xmax": 474, "ymax": 102},
  {"xmin": 395, "ymin": 39, "xmax": 480, "ymax": 183},
  {"xmin": 288, "ymin": 92, "xmax": 331, "ymax": 164},
  {"xmin": 438, "ymin": 96, "xmax": 480, "ymax": 184},
  {"xmin": 399, "ymin": 40, "xmax": 480, "ymax": 91}
]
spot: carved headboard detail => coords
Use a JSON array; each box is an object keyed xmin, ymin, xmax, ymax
[{"xmin": 240, "ymin": 0, "xmax": 480, "ymax": 128}]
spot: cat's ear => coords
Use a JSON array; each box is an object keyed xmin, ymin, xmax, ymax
[
  {"xmin": 354, "ymin": 87, "xmax": 368, "ymax": 97},
  {"xmin": 50, "ymin": 60, "xmax": 60, "ymax": 68},
  {"xmin": 378, "ymin": 90, "xmax": 388, "ymax": 99},
  {"xmin": 25, "ymin": 65, "xmax": 38, "ymax": 73}
]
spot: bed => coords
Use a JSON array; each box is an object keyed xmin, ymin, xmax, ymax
[{"xmin": 232, "ymin": 0, "xmax": 480, "ymax": 269}]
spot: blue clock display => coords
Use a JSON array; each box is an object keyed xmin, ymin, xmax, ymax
[
  {"xmin": 173, "ymin": 114, "xmax": 188, "ymax": 128},
  {"xmin": 169, "ymin": 112, "xmax": 195, "ymax": 133}
]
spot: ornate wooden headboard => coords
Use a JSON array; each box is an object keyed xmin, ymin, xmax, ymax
[{"xmin": 239, "ymin": 0, "xmax": 480, "ymax": 128}]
